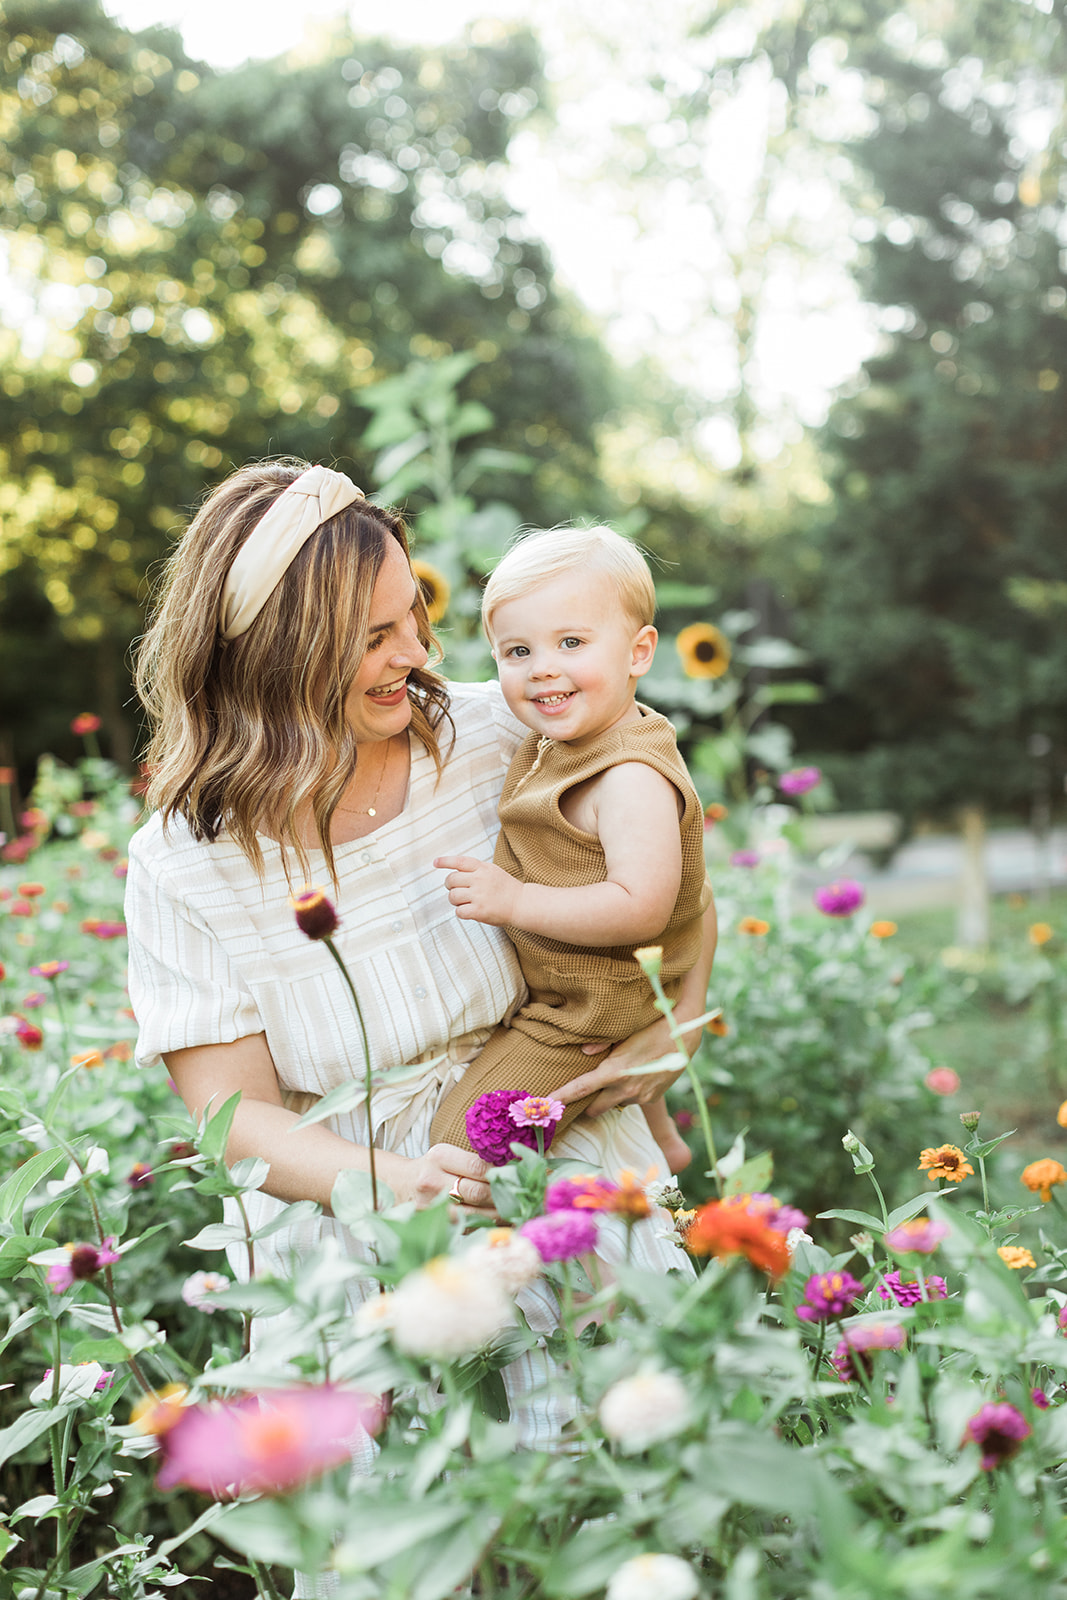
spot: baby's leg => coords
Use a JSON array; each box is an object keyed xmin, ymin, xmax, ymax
[
  {"xmin": 429, "ymin": 1023, "xmax": 598, "ymax": 1153},
  {"xmin": 641, "ymin": 1096, "xmax": 692, "ymax": 1176}
]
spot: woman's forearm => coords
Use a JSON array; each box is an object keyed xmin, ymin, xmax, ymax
[{"xmin": 223, "ymin": 1095, "xmax": 383, "ymax": 1211}]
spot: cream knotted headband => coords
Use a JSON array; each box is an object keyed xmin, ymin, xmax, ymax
[{"xmin": 218, "ymin": 464, "xmax": 365, "ymax": 641}]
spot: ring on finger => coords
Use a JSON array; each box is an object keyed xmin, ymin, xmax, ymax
[{"xmin": 449, "ymin": 1183, "xmax": 464, "ymax": 1203}]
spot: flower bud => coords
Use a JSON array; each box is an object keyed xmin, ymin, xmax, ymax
[
  {"xmin": 842, "ymin": 1132, "xmax": 860, "ymax": 1154},
  {"xmin": 634, "ymin": 945, "xmax": 663, "ymax": 976},
  {"xmin": 959, "ymin": 1110, "xmax": 981, "ymax": 1131},
  {"xmin": 290, "ymin": 887, "xmax": 339, "ymax": 941}
]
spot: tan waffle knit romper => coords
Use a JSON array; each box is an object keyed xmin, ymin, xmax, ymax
[{"xmin": 430, "ymin": 705, "xmax": 712, "ymax": 1152}]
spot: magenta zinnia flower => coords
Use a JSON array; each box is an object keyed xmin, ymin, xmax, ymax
[
  {"xmin": 545, "ymin": 1175, "xmax": 620, "ymax": 1213},
  {"xmin": 745, "ymin": 1193, "xmax": 809, "ymax": 1235},
  {"xmin": 962, "ymin": 1402, "xmax": 1031, "ymax": 1470},
  {"xmin": 520, "ymin": 1210, "xmax": 599, "ymax": 1262},
  {"xmin": 1032, "ymin": 1388, "xmax": 1051, "ymax": 1410},
  {"xmin": 46, "ymin": 1237, "xmax": 121, "ymax": 1293},
  {"xmin": 796, "ymin": 1270, "xmax": 865, "ymax": 1322},
  {"xmin": 467, "ymin": 1089, "xmax": 556, "ymax": 1164},
  {"xmin": 156, "ymin": 1386, "xmax": 381, "ymax": 1497},
  {"xmin": 878, "ymin": 1269, "xmax": 947, "ymax": 1307},
  {"xmin": 779, "ymin": 766, "xmax": 821, "ymax": 796},
  {"xmin": 729, "ymin": 850, "xmax": 761, "ymax": 868},
  {"xmin": 831, "ymin": 1321, "xmax": 906, "ymax": 1381},
  {"xmin": 1058, "ymin": 1305, "xmax": 1067, "ymax": 1336},
  {"xmin": 884, "ymin": 1217, "xmax": 948, "ymax": 1256},
  {"xmin": 814, "ymin": 879, "xmax": 865, "ymax": 917},
  {"xmin": 509, "ymin": 1095, "xmax": 565, "ymax": 1129}
]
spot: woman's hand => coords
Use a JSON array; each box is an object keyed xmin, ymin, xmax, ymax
[
  {"xmin": 553, "ymin": 1015, "xmax": 687, "ymax": 1118},
  {"xmin": 382, "ymin": 1144, "xmax": 495, "ymax": 1213}
]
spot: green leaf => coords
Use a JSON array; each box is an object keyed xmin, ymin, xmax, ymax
[
  {"xmin": 887, "ymin": 1191, "xmax": 946, "ymax": 1229},
  {"xmin": 409, "ymin": 1512, "xmax": 498, "ymax": 1600},
  {"xmin": 0, "ymin": 1147, "xmax": 66, "ymax": 1224},
  {"xmin": 724, "ymin": 1150, "xmax": 774, "ymax": 1197},
  {"xmin": 541, "ymin": 1519, "xmax": 635, "ymax": 1597},
  {"xmin": 0, "ymin": 1404, "xmax": 77, "ymax": 1468},
  {"xmin": 209, "ymin": 1499, "xmax": 307, "ymax": 1568},
  {"xmin": 330, "ymin": 1170, "xmax": 394, "ymax": 1227},
  {"xmin": 752, "ymin": 681, "xmax": 823, "ymax": 705},
  {"xmin": 197, "ymin": 1092, "xmax": 242, "ymax": 1164},
  {"xmin": 293, "ymin": 1078, "xmax": 372, "ymax": 1130},
  {"xmin": 816, "ymin": 1208, "xmax": 886, "ymax": 1231},
  {"xmin": 335, "ymin": 1500, "xmax": 460, "ymax": 1570},
  {"xmin": 250, "ymin": 1199, "xmax": 323, "ymax": 1241},
  {"xmin": 183, "ymin": 1221, "xmax": 249, "ymax": 1251}
]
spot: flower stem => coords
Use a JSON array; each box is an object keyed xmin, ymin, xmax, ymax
[
  {"xmin": 323, "ymin": 936, "xmax": 377, "ymax": 1212},
  {"xmin": 644, "ymin": 967, "xmax": 721, "ymax": 1195},
  {"xmin": 865, "ymin": 1170, "xmax": 890, "ymax": 1231}
]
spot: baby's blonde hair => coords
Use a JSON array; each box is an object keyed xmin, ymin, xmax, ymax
[{"xmin": 482, "ymin": 525, "xmax": 656, "ymax": 641}]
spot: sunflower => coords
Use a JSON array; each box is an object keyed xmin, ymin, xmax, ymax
[
  {"xmin": 676, "ymin": 623, "xmax": 731, "ymax": 680},
  {"xmin": 411, "ymin": 558, "xmax": 451, "ymax": 624}
]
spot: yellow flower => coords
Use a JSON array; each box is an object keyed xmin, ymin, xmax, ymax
[
  {"xmin": 71, "ymin": 1049, "xmax": 104, "ymax": 1070},
  {"xmin": 411, "ymin": 558, "xmax": 450, "ymax": 624},
  {"xmin": 1057, "ymin": 1101, "xmax": 1067, "ymax": 1129},
  {"xmin": 918, "ymin": 1144, "xmax": 974, "ymax": 1183},
  {"xmin": 676, "ymin": 623, "xmax": 731, "ymax": 680},
  {"xmin": 634, "ymin": 945, "xmax": 663, "ymax": 976},
  {"xmin": 738, "ymin": 916, "xmax": 770, "ymax": 936},
  {"xmin": 1029, "ymin": 922, "xmax": 1054, "ymax": 946},
  {"xmin": 869, "ymin": 920, "xmax": 897, "ymax": 939},
  {"xmin": 706, "ymin": 1014, "xmax": 729, "ymax": 1037},
  {"xmin": 997, "ymin": 1245, "xmax": 1036, "ymax": 1271},
  {"xmin": 1021, "ymin": 1158, "xmax": 1067, "ymax": 1202},
  {"xmin": 130, "ymin": 1383, "xmax": 189, "ymax": 1436}
]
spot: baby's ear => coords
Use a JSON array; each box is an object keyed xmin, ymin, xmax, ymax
[{"xmin": 631, "ymin": 624, "xmax": 658, "ymax": 676}]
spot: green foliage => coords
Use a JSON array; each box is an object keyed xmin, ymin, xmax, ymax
[
  {"xmin": 0, "ymin": 0, "xmax": 614, "ymax": 774},
  {"xmin": 786, "ymin": 23, "xmax": 1067, "ymax": 818}
]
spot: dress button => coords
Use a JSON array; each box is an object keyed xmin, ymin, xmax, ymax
[
  {"xmin": 391, "ymin": 919, "xmax": 403, "ymax": 933},
  {"xmin": 361, "ymin": 852, "xmax": 371, "ymax": 865},
  {"xmin": 414, "ymin": 985, "xmax": 427, "ymax": 999}
]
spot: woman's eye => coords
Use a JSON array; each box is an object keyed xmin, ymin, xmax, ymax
[{"xmin": 367, "ymin": 632, "xmax": 387, "ymax": 652}]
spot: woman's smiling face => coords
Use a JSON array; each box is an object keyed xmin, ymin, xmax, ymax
[
  {"xmin": 344, "ymin": 538, "xmax": 429, "ymax": 744},
  {"xmin": 490, "ymin": 573, "xmax": 656, "ymax": 743}
]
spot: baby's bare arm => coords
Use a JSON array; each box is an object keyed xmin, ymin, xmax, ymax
[{"xmin": 436, "ymin": 762, "xmax": 682, "ymax": 946}]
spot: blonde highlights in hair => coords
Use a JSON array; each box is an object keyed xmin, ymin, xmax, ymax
[
  {"xmin": 135, "ymin": 458, "xmax": 451, "ymax": 882},
  {"xmin": 482, "ymin": 525, "xmax": 657, "ymax": 642}
]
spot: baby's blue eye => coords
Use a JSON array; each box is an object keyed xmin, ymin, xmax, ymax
[{"xmin": 560, "ymin": 637, "xmax": 582, "ymax": 649}]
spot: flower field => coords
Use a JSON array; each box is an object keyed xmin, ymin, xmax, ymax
[{"xmin": 4, "ymin": 747, "xmax": 1067, "ymax": 1598}]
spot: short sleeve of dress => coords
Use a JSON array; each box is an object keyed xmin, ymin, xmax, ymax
[
  {"xmin": 477, "ymin": 678, "xmax": 526, "ymax": 767},
  {"xmin": 125, "ymin": 818, "xmax": 265, "ymax": 1071}
]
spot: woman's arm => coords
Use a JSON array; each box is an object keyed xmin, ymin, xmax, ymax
[
  {"xmin": 165, "ymin": 1033, "xmax": 494, "ymax": 1211},
  {"xmin": 551, "ymin": 892, "xmax": 718, "ymax": 1117}
]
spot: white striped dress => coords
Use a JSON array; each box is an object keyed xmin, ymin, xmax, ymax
[{"xmin": 125, "ymin": 680, "xmax": 690, "ymax": 1448}]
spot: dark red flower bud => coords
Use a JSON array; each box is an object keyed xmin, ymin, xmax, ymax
[
  {"xmin": 291, "ymin": 887, "xmax": 339, "ymax": 941},
  {"xmin": 70, "ymin": 1244, "xmax": 105, "ymax": 1280}
]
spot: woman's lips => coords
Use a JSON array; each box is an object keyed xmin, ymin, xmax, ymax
[{"xmin": 367, "ymin": 678, "xmax": 408, "ymax": 705}]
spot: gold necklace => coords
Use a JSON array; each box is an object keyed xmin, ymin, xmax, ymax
[{"xmin": 335, "ymin": 740, "xmax": 392, "ymax": 818}]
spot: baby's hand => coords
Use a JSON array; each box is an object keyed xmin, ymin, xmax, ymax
[{"xmin": 434, "ymin": 855, "xmax": 522, "ymax": 928}]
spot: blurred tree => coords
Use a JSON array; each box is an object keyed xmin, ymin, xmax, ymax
[
  {"xmin": 786, "ymin": 16, "xmax": 1067, "ymax": 821},
  {"xmin": 0, "ymin": 0, "xmax": 614, "ymax": 773}
]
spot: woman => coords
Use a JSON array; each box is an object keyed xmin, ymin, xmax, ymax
[{"xmin": 125, "ymin": 459, "xmax": 715, "ymax": 1437}]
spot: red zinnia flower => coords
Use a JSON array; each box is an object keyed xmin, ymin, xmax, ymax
[
  {"xmin": 290, "ymin": 887, "xmax": 340, "ymax": 941},
  {"xmin": 71, "ymin": 713, "xmax": 101, "ymax": 735}
]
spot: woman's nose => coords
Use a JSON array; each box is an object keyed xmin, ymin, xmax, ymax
[{"xmin": 392, "ymin": 614, "xmax": 428, "ymax": 668}]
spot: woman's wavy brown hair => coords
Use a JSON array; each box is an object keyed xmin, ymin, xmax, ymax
[{"xmin": 135, "ymin": 457, "xmax": 452, "ymax": 883}]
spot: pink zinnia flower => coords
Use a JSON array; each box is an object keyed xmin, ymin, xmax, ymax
[
  {"xmin": 21, "ymin": 992, "xmax": 47, "ymax": 1009},
  {"xmin": 1032, "ymin": 1388, "xmax": 1051, "ymax": 1410},
  {"xmin": 30, "ymin": 960, "xmax": 69, "ymax": 980},
  {"xmin": 15, "ymin": 1017, "xmax": 43, "ymax": 1050},
  {"xmin": 962, "ymin": 1402, "xmax": 1031, "ymax": 1470},
  {"xmin": 520, "ymin": 1210, "xmax": 599, "ymax": 1262},
  {"xmin": 71, "ymin": 713, "xmax": 101, "ymax": 735},
  {"xmin": 46, "ymin": 1237, "xmax": 121, "ymax": 1293},
  {"xmin": 885, "ymin": 1217, "xmax": 948, "ymax": 1255},
  {"xmin": 82, "ymin": 920, "xmax": 126, "ymax": 939},
  {"xmin": 878, "ymin": 1269, "xmax": 947, "ymax": 1307},
  {"xmin": 744, "ymin": 1193, "xmax": 809, "ymax": 1235},
  {"xmin": 509, "ymin": 1095, "xmax": 565, "ymax": 1129},
  {"xmin": 545, "ymin": 1175, "xmax": 621, "ymax": 1213},
  {"xmin": 1058, "ymin": 1305, "xmax": 1067, "ymax": 1336},
  {"xmin": 467, "ymin": 1089, "xmax": 556, "ymax": 1164},
  {"xmin": 729, "ymin": 850, "xmax": 761, "ymax": 868},
  {"xmin": 157, "ymin": 1386, "xmax": 381, "ymax": 1497},
  {"xmin": 814, "ymin": 879, "xmax": 865, "ymax": 917},
  {"xmin": 831, "ymin": 1322, "xmax": 906, "ymax": 1381},
  {"xmin": 779, "ymin": 766, "xmax": 821, "ymax": 796},
  {"xmin": 924, "ymin": 1067, "xmax": 960, "ymax": 1096},
  {"xmin": 796, "ymin": 1270, "xmax": 865, "ymax": 1322}
]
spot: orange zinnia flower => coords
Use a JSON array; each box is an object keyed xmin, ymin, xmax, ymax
[
  {"xmin": 997, "ymin": 1245, "xmax": 1036, "ymax": 1271},
  {"xmin": 686, "ymin": 1199, "xmax": 790, "ymax": 1280},
  {"xmin": 738, "ymin": 916, "xmax": 770, "ymax": 936},
  {"xmin": 609, "ymin": 1170, "xmax": 653, "ymax": 1222},
  {"xmin": 1029, "ymin": 923, "xmax": 1054, "ymax": 947},
  {"xmin": 1021, "ymin": 1158, "xmax": 1067, "ymax": 1203},
  {"xmin": 918, "ymin": 1145, "xmax": 974, "ymax": 1183},
  {"xmin": 869, "ymin": 920, "xmax": 897, "ymax": 939}
]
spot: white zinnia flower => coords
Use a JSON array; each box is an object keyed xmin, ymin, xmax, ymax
[
  {"xmin": 389, "ymin": 1256, "xmax": 513, "ymax": 1359},
  {"xmin": 465, "ymin": 1227, "xmax": 543, "ymax": 1293},
  {"xmin": 598, "ymin": 1370, "xmax": 690, "ymax": 1451},
  {"xmin": 354, "ymin": 1291, "xmax": 396, "ymax": 1334},
  {"xmin": 180, "ymin": 1270, "xmax": 230, "ymax": 1312},
  {"xmin": 606, "ymin": 1553, "xmax": 700, "ymax": 1600}
]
